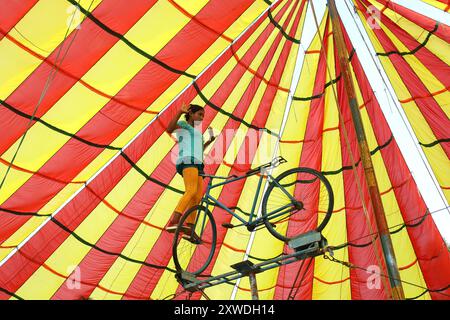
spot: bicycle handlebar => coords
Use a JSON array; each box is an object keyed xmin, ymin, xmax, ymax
[{"xmin": 200, "ymin": 156, "xmax": 287, "ymax": 180}]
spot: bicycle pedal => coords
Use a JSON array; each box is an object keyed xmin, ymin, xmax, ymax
[
  {"xmin": 181, "ymin": 234, "xmax": 202, "ymax": 245},
  {"xmin": 222, "ymin": 223, "xmax": 235, "ymax": 229}
]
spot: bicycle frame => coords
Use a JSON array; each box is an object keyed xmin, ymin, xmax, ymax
[{"xmin": 199, "ymin": 169, "xmax": 300, "ymax": 230}]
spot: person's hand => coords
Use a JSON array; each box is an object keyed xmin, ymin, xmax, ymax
[
  {"xmin": 180, "ymin": 103, "xmax": 190, "ymax": 114},
  {"xmin": 208, "ymin": 127, "xmax": 216, "ymax": 142}
]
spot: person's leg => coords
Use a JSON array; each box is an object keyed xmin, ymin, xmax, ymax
[
  {"xmin": 183, "ymin": 174, "xmax": 204, "ymax": 243},
  {"xmin": 183, "ymin": 175, "xmax": 202, "ymax": 219},
  {"xmin": 185, "ymin": 175, "xmax": 204, "ymax": 225},
  {"xmin": 166, "ymin": 167, "xmax": 199, "ymax": 231}
]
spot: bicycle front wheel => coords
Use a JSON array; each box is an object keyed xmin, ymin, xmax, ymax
[
  {"xmin": 261, "ymin": 167, "xmax": 334, "ymax": 242},
  {"xmin": 172, "ymin": 205, "xmax": 217, "ymax": 275}
]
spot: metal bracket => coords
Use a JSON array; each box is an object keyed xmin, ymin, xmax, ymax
[
  {"xmin": 231, "ymin": 260, "xmax": 262, "ymax": 276},
  {"xmin": 176, "ymin": 271, "xmax": 201, "ymax": 292},
  {"xmin": 174, "ymin": 231, "xmax": 329, "ymax": 294},
  {"xmin": 288, "ymin": 231, "xmax": 327, "ymax": 258}
]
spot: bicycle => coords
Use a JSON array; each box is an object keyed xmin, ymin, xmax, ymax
[{"xmin": 171, "ymin": 156, "xmax": 334, "ymax": 276}]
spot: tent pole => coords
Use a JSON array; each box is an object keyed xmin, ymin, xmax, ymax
[
  {"xmin": 326, "ymin": 0, "xmax": 405, "ymax": 300},
  {"xmin": 249, "ymin": 272, "xmax": 259, "ymax": 300}
]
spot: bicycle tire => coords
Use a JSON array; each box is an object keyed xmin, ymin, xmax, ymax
[
  {"xmin": 172, "ymin": 205, "xmax": 217, "ymax": 275},
  {"xmin": 261, "ymin": 167, "xmax": 334, "ymax": 242}
]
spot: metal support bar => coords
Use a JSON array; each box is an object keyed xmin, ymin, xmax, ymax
[
  {"xmin": 176, "ymin": 232, "xmax": 327, "ymax": 293},
  {"xmin": 249, "ymin": 273, "xmax": 259, "ymax": 300}
]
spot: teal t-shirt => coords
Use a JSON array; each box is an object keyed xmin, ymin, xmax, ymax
[{"xmin": 175, "ymin": 120, "xmax": 204, "ymax": 165}]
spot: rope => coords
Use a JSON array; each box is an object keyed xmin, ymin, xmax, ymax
[
  {"xmin": 323, "ymin": 252, "xmax": 450, "ymax": 300},
  {"xmin": 288, "ymin": 257, "xmax": 313, "ymax": 300}
]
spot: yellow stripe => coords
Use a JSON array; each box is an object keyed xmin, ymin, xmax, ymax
[
  {"xmin": 415, "ymin": 0, "xmax": 449, "ymax": 11},
  {"xmin": 0, "ymin": 38, "xmax": 41, "ymax": 100}
]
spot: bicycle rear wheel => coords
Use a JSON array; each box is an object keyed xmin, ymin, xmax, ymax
[
  {"xmin": 261, "ymin": 167, "xmax": 334, "ymax": 242},
  {"xmin": 172, "ymin": 205, "xmax": 217, "ymax": 275}
]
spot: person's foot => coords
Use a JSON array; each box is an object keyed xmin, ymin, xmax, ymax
[
  {"xmin": 181, "ymin": 225, "xmax": 202, "ymax": 244},
  {"xmin": 165, "ymin": 212, "xmax": 182, "ymax": 233}
]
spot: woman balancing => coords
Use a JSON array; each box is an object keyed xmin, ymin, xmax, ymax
[{"xmin": 166, "ymin": 104, "xmax": 216, "ymax": 239}]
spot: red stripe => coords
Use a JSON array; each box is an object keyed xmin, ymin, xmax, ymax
[
  {"xmin": 380, "ymin": 0, "xmax": 391, "ymax": 13},
  {"xmin": 231, "ymin": 48, "xmax": 291, "ymax": 92},
  {"xmin": 126, "ymin": 0, "xmax": 301, "ymax": 300},
  {"xmin": 0, "ymin": 0, "xmax": 38, "ymax": 41},
  {"xmin": 167, "ymin": 0, "xmax": 234, "ymax": 43},
  {"xmin": 343, "ymin": 17, "xmax": 450, "ymax": 300},
  {"xmin": 0, "ymin": 0, "xmax": 253, "ymax": 245},
  {"xmin": 274, "ymin": 13, "xmax": 329, "ymax": 301},
  {"xmin": 0, "ymin": 158, "xmax": 85, "ymax": 185}
]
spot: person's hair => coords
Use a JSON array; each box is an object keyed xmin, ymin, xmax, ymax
[{"xmin": 184, "ymin": 104, "xmax": 204, "ymax": 121}]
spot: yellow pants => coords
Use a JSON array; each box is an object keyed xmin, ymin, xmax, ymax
[{"xmin": 174, "ymin": 167, "xmax": 203, "ymax": 224}]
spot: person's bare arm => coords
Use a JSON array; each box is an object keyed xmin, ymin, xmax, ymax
[
  {"xmin": 167, "ymin": 104, "xmax": 189, "ymax": 134},
  {"xmin": 204, "ymin": 127, "xmax": 216, "ymax": 148}
]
